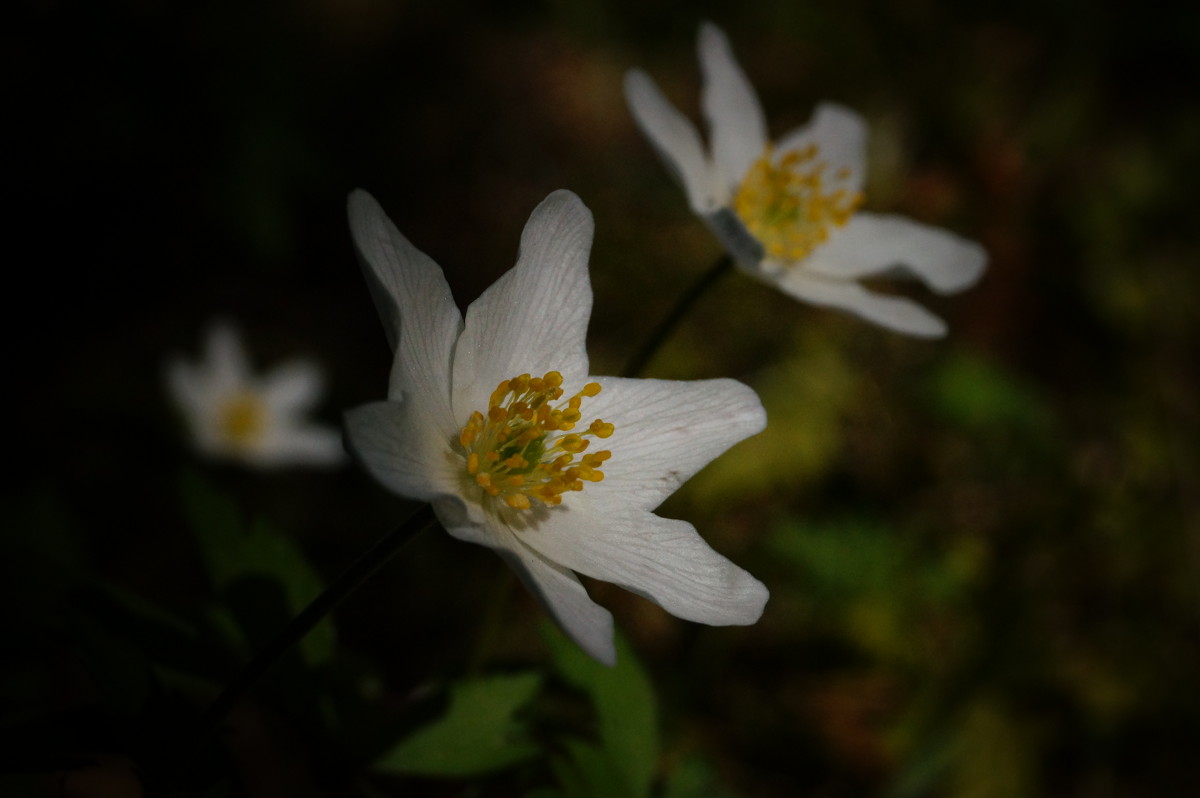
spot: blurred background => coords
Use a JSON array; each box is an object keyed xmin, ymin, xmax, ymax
[{"xmin": 4, "ymin": 0, "xmax": 1199, "ymax": 795}]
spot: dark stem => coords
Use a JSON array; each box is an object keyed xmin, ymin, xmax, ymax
[
  {"xmin": 181, "ymin": 503, "xmax": 438, "ymax": 767},
  {"xmin": 622, "ymin": 254, "xmax": 733, "ymax": 378}
]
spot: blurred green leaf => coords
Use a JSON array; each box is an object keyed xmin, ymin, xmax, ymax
[
  {"xmin": 950, "ymin": 700, "xmax": 1038, "ymax": 798},
  {"xmin": 541, "ymin": 622, "xmax": 659, "ymax": 797},
  {"xmin": 885, "ymin": 725, "xmax": 959, "ymax": 798},
  {"xmin": 768, "ymin": 517, "xmax": 978, "ymax": 665},
  {"xmin": 661, "ymin": 754, "xmax": 740, "ymax": 798},
  {"xmin": 374, "ymin": 672, "xmax": 542, "ymax": 777},
  {"xmin": 926, "ymin": 352, "xmax": 1054, "ymax": 434},
  {"xmin": 179, "ymin": 471, "xmax": 335, "ymax": 664},
  {"xmin": 768, "ymin": 518, "xmax": 903, "ymax": 599},
  {"xmin": 547, "ymin": 737, "xmax": 634, "ymax": 798}
]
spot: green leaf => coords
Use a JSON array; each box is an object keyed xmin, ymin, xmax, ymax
[
  {"xmin": 548, "ymin": 738, "xmax": 633, "ymax": 798},
  {"xmin": 926, "ymin": 352, "xmax": 1054, "ymax": 434},
  {"xmin": 661, "ymin": 754, "xmax": 739, "ymax": 798},
  {"xmin": 541, "ymin": 622, "xmax": 659, "ymax": 798},
  {"xmin": 767, "ymin": 518, "xmax": 903, "ymax": 599},
  {"xmin": 179, "ymin": 471, "xmax": 335, "ymax": 664},
  {"xmin": 375, "ymin": 672, "xmax": 542, "ymax": 777}
]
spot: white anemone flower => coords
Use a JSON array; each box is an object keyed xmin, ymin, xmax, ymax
[
  {"xmin": 343, "ymin": 188, "xmax": 769, "ymax": 665},
  {"xmin": 167, "ymin": 321, "xmax": 346, "ymax": 468},
  {"xmin": 624, "ymin": 22, "xmax": 987, "ymax": 338}
]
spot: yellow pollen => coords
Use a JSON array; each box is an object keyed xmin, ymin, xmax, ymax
[
  {"xmin": 457, "ymin": 371, "xmax": 615, "ymax": 509},
  {"xmin": 218, "ymin": 393, "xmax": 267, "ymax": 450},
  {"xmin": 732, "ymin": 143, "xmax": 863, "ymax": 262}
]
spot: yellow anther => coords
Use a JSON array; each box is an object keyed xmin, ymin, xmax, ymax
[
  {"xmin": 733, "ymin": 143, "xmax": 863, "ymax": 262},
  {"xmin": 455, "ymin": 371, "xmax": 616, "ymax": 510},
  {"xmin": 589, "ymin": 420, "xmax": 614, "ymax": 439},
  {"xmin": 559, "ymin": 435, "xmax": 586, "ymax": 453}
]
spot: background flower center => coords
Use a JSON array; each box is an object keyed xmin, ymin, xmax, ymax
[
  {"xmin": 733, "ymin": 143, "xmax": 863, "ymax": 262},
  {"xmin": 218, "ymin": 393, "xmax": 268, "ymax": 450}
]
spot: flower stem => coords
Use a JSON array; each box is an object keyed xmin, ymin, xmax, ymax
[
  {"xmin": 182, "ymin": 503, "xmax": 437, "ymax": 765},
  {"xmin": 622, "ymin": 254, "xmax": 733, "ymax": 378}
]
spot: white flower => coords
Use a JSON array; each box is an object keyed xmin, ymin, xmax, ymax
[
  {"xmin": 343, "ymin": 188, "xmax": 769, "ymax": 665},
  {"xmin": 624, "ymin": 22, "xmax": 987, "ymax": 338},
  {"xmin": 167, "ymin": 321, "xmax": 346, "ymax": 468}
]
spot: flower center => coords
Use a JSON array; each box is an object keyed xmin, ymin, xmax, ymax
[
  {"xmin": 457, "ymin": 371, "xmax": 614, "ymax": 510},
  {"xmin": 732, "ymin": 143, "xmax": 863, "ymax": 262},
  {"xmin": 218, "ymin": 393, "xmax": 267, "ymax": 450}
]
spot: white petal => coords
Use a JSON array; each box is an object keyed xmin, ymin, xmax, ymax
[
  {"xmin": 343, "ymin": 401, "xmax": 460, "ymax": 503},
  {"xmin": 347, "ymin": 191, "xmax": 462, "ymax": 431},
  {"xmin": 698, "ymin": 22, "xmax": 768, "ymax": 196},
  {"xmin": 433, "ymin": 494, "xmax": 494, "ymax": 548},
  {"xmin": 520, "ymin": 502, "xmax": 768, "ymax": 627},
  {"xmin": 623, "ymin": 70, "xmax": 716, "ymax": 213},
  {"xmin": 204, "ymin": 320, "xmax": 251, "ymax": 393},
  {"xmin": 583, "ymin": 376, "xmax": 766, "ymax": 511},
  {"xmin": 809, "ymin": 212, "xmax": 987, "ymax": 294},
  {"xmin": 497, "ymin": 542, "xmax": 616, "ymax": 666},
  {"xmin": 262, "ymin": 360, "xmax": 324, "ymax": 412},
  {"xmin": 775, "ymin": 102, "xmax": 869, "ymax": 195},
  {"xmin": 450, "ymin": 190, "xmax": 594, "ymax": 422},
  {"xmin": 440, "ymin": 508, "xmax": 617, "ymax": 665},
  {"xmin": 165, "ymin": 358, "xmax": 206, "ymax": 417},
  {"xmin": 773, "ymin": 268, "xmax": 948, "ymax": 337},
  {"xmin": 254, "ymin": 425, "xmax": 347, "ymax": 467}
]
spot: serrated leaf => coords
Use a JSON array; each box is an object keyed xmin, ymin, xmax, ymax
[
  {"xmin": 375, "ymin": 672, "xmax": 542, "ymax": 777},
  {"xmin": 541, "ymin": 622, "xmax": 658, "ymax": 797}
]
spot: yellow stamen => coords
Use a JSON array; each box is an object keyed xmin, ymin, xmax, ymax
[
  {"xmin": 218, "ymin": 393, "xmax": 267, "ymax": 451},
  {"xmin": 732, "ymin": 143, "xmax": 863, "ymax": 262},
  {"xmin": 456, "ymin": 371, "xmax": 615, "ymax": 509}
]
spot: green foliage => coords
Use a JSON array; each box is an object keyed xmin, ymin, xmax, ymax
[
  {"xmin": 545, "ymin": 737, "xmax": 635, "ymax": 798},
  {"xmin": 660, "ymin": 755, "xmax": 739, "ymax": 798},
  {"xmin": 374, "ymin": 672, "xmax": 543, "ymax": 777},
  {"xmin": 541, "ymin": 622, "xmax": 660, "ymax": 798},
  {"xmin": 768, "ymin": 517, "xmax": 977, "ymax": 622},
  {"xmin": 180, "ymin": 471, "xmax": 336, "ymax": 665},
  {"xmin": 926, "ymin": 351, "xmax": 1054, "ymax": 435}
]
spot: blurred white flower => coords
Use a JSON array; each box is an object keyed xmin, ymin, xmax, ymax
[
  {"xmin": 624, "ymin": 22, "xmax": 987, "ymax": 337},
  {"xmin": 344, "ymin": 188, "xmax": 769, "ymax": 665},
  {"xmin": 167, "ymin": 321, "xmax": 346, "ymax": 468}
]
